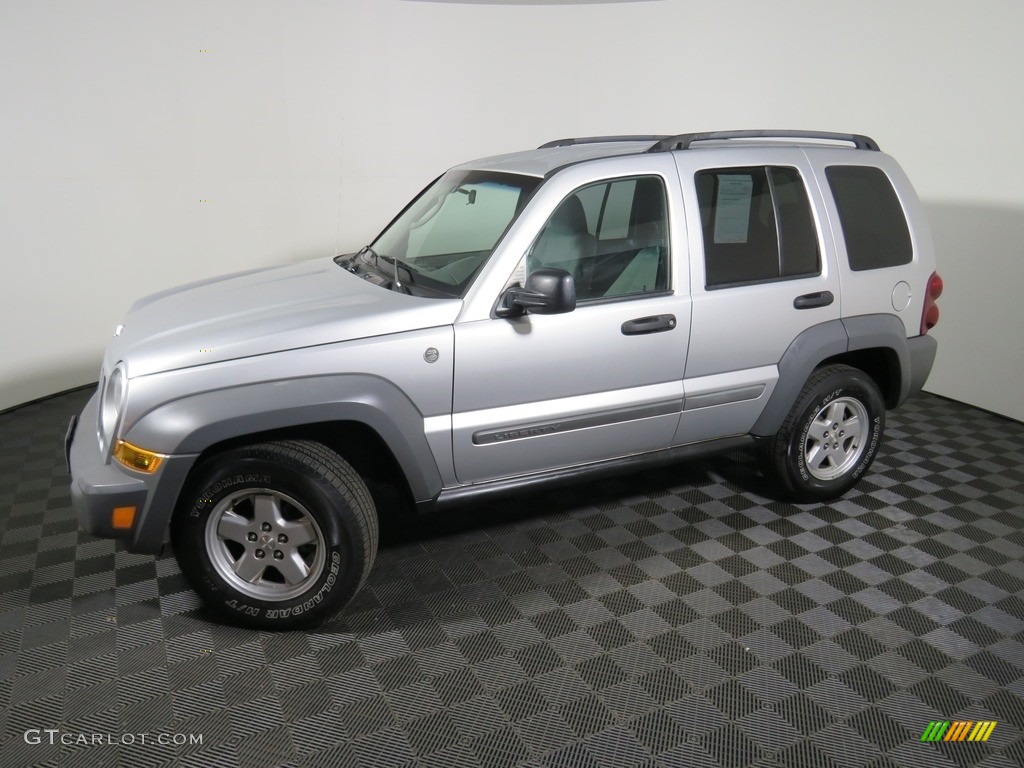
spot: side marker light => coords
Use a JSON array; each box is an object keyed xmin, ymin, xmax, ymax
[{"xmin": 112, "ymin": 506, "xmax": 137, "ymax": 530}]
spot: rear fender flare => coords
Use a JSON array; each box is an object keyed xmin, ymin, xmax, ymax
[{"xmin": 752, "ymin": 316, "xmax": 910, "ymax": 437}]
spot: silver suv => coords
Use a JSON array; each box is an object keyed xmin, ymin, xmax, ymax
[{"xmin": 68, "ymin": 130, "xmax": 942, "ymax": 629}]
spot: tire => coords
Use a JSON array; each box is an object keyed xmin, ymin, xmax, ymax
[
  {"xmin": 170, "ymin": 439, "xmax": 378, "ymax": 630},
  {"xmin": 763, "ymin": 365, "xmax": 885, "ymax": 503}
]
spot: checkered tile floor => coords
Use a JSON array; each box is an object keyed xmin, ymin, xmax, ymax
[{"xmin": 1, "ymin": 387, "xmax": 1022, "ymax": 768}]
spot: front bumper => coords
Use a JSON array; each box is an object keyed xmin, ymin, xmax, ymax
[{"xmin": 68, "ymin": 391, "xmax": 196, "ymax": 553}]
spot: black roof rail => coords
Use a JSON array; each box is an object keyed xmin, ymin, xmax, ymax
[
  {"xmin": 539, "ymin": 135, "xmax": 669, "ymax": 149},
  {"xmin": 647, "ymin": 130, "xmax": 880, "ymax": 153}
]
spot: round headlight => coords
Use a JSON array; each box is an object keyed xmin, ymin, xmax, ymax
[{"xmin": 99, "ymin": 363, "xmax": 127, "ymax": 452}]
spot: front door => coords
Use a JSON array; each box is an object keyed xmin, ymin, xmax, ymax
[{"xmin": 451, "ymin": 168, "xmax": 692, "ymax": 484}]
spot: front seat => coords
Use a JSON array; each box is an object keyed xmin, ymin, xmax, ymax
[{"xmin": 528, "ymin": 195, "xmax": 595, "ymax": 294}]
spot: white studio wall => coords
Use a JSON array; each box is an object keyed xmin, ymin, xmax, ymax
[{"xmin": 1, "ymin": 0, "xmax": 1022, "ymax": 420}]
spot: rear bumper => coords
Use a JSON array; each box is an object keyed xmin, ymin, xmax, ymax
[
  {"xmin": 905, "ymin": 334, "xmax": 938, "ymax": 399},
  {"xmin": 68, "ymin": 391, "xmax": 196, "ymax": 553}
]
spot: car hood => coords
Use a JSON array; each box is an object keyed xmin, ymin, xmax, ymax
[{"xmin": 106, "ymin": 257, "xmax": 462, "ymax": 378}]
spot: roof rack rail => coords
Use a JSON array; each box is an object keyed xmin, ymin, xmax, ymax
[
  {"xmin": 539, "ymin": 135, "xmax": 669, "ymax": 149},
  {"xmin": 647, "ymin": 130, "xmax": 880, "ymax": 153}
]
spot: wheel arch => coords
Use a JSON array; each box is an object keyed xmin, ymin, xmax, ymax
[
  {"xmin": 121, "ymin": 375, "xmax": 443, "ymax": 553},
  {"xmin": 752, "ymin": 315, "xmax": 911, "ymax": 437},
  {"xmin": 126, "ymin": 374, "xmax": 443, "ymax": 499},
  {"xmin": 819, "ymin": 347, "xmax": 902, "ymax": 409},
  {"xmin": 182, "ymin": 420, "xmax": 414, "ymax": 509}
]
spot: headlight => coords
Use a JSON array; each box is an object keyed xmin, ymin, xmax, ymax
[{"xmin": 98, "ymin": 362, "xmax": 127, "ymax": 454}]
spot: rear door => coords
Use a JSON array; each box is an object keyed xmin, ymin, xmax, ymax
[{"xmin": 672, "ymin": 147, "xmax": 840, "ymax": 443}]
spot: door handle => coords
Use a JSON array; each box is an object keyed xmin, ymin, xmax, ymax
[
  {"xmin": 621, "ymin": 314, "xmax": 677, "ymax": 335},
  {"xmin": 793, "ymin": 291, "xmax": 834, "ymax": 309}
]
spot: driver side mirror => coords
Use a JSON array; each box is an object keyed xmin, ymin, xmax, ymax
[{"xmin": 498, "ymin": 268, "xmax": 576, "ymax": 317}]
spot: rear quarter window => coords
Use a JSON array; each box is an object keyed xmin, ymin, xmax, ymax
[{"xmin": 826, "ymin": 165, "xmax": 913, "ymax": 271}]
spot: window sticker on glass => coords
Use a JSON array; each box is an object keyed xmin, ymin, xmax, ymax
[{"xmin": 714, "ymin": 175, "xmax": 754, "ymax": 244}]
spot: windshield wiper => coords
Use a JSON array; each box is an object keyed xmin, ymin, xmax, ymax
[
  {"xmin": 389, "ymin": 256, "xmax": 418, "ymax": 291},
  {"xmin": 334, "ymin": 249, "xmax": 363, "ymax": 271},
  {"xmin": 356, "ymin": 245, "xmax": 415, "ymax": 291},
  {"xmin": 357, "ymin": 245, "xmax": 378, "ymax": 267},
  {"xmin": 334, "ymin": 245, "xmax": 378, "ymax": 272},
  {"xmin": 389, "ymin": 252, "xmax": 402, "ymax": 291}
]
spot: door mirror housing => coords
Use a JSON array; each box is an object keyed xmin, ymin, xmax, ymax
[{"xmin": 499, "ymin": 268, "xmax": 576, "ymax": 316}]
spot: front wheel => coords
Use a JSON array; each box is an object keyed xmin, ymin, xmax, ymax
[
  {"xmin": 171, "ymin": 440, "xmax": 378, "ymax": 629},
  {"xmin": 763, "ymin": 365, "xmax": 885, "ymax": 503}
]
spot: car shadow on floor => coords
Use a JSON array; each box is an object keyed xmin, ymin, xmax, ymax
[{"xmin": 376, "ymin": 449, "xmax": 780, "ymax": 550}]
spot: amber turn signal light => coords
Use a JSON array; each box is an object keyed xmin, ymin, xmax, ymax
[
  {"xmin": 111, "ymin": 505, "xmax": 137, "ymax": 530},
  {"xmin": 112, "ymin": 440, "xmax": 165, "ymax": 473}
]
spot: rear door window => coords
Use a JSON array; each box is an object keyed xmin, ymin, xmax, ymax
[{"xmin": 696, "ymin": 166, "xmax": 820, "ymax": 288}]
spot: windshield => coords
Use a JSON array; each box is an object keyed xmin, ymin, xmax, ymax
[{"xmin": 370, "ymin": 170, "xmax": 541, "ymax": 296}]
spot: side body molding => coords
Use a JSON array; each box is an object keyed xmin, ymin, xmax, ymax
[
  {"xmin": 751, "ymin": 315, "xmax": 914, "ymax": 437},
  {"xmin": 124, "ymin": 374, "xmax": 445, "ymax": 503}
]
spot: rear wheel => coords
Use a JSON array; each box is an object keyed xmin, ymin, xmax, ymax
[
  {"xmin": 764, "ymin": 365, "xmax": 884, "ymax": 503},
  {"xmin": 171, "ymin": 439, "xmax": 377, "ymax": 629}
]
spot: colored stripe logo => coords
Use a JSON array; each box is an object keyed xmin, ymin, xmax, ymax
[{"xmin": 920, "ymin": 721, "xmax": 997, "ymax": 742}]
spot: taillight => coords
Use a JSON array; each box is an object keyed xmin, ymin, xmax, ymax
[{"xmin": 920, "ymin": 271, "xmax": 943, "ymax": 334}]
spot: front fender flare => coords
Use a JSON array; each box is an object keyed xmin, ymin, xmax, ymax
[{"xmin": 124, "ymin": 374, "xmax": 444, "ymax": 502}]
